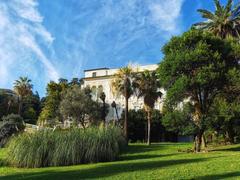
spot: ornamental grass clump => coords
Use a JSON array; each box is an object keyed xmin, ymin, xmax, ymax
[{"xmin": 6, "ymin": 126, "xmax": 125, "ymax": 168}]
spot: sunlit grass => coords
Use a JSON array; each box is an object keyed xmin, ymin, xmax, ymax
[{"xmin": 1, "ymin": 143, "xmax": 240, "ymax": 179}]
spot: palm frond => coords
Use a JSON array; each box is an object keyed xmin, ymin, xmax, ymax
[
  {"xmin": 197, "ymin": 9, "xmax": 216, "ymax": 20},
  {"xmin": 225, "ymin": 0, "xmax": 233, "ymax": 13},
  {"xmin": 214, "ymin": 0, "xmax": 222, "ymax": 11}
]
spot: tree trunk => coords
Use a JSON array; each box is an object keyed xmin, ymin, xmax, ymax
[
  {"xmin": 103, "ymin": 101, "xmax": 106, "ymax": 125},
  {"xmin": 202, "ymin": 133, "xmax": 207, "ymax": 149},
  {"xmin": 194, "ymin": 131, "xmax": 206, "ymax": 152},
  {"xmin": 115, "ymin": 107, "xmax": 119, "ymax": 121},
  {"xmin": 225, "ymin": 130, "xmax": 235, "ymax": 144},
  {"xmin": 147, "ymin": 111, "xmax": 151, "ymax": 146},
  {"xmin": 195, "ymin": 132, "xmax": 202, "ymax": 152},
  {"xmin": 18, "ymin": 96, "xmax": 22, "ymax": 116},
  {"xmin": 7, "ymin": 101, "xmax": 11, "ymax": 114},
  {"xmin": 193, "ymin": 102, "xmax": 206, "ymax": 152},
  {"xmin": 124, "ymin": 97, "xmax": 128, "ymax": 142}
]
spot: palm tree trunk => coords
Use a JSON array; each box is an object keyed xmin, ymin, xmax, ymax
[
  {"xmin": 115, "ymin": 107, "xmax": 119, "ymax": 121},
  {"xmin": 103, "ymin": 101, "xmax": 106, "ymax": 125},
  {"xmin": 124, "ymin": 97, "xmax": 128, "ymax": 142},
  {"xmin": 18, "ymin": 96, "xmax": 22, "ymax": 116},
  {"xmin": 147, "ymin": 111, "xmax": 151, "ymax": 146},
  {"xmin": 7, "ymin": 100, "xmax": 11, "ymax": 114}
]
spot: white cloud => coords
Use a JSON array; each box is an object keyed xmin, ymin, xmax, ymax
[
  {"xmin": 18, "ymin": 34, "xmax": 59, "ymax": 81},
  {"xmin": 10, "ymin": 0, "xmax": 43, "ymax": 23},
  {"xmin": 0, "ymin": 0, "xmax": 59, "ymax": 89},
  {"xmin": 149, "ymin": 0, "xmax": 185, "ymax": 33}
]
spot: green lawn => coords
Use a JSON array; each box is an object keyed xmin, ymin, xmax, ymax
[{"xmin": 1, "ymin": 143, "xmax": 240, "ymax": 179}]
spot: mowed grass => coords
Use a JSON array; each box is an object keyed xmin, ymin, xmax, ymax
[{"xmin": 0, "ymin": 143, "xmax": 240, "ymax": 180}]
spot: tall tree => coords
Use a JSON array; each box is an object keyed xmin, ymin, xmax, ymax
[
  {"xmin": 194, "ymin": 0, "xmax": 240, "ymax": 143},
  {"xmin": 0, "ymin": 92, "xmax": 18, "ymax": 118},
  {"xmin": 111, "ymin": 101, "xmax": 120, "ymax": 122},
  {"xmin": 13, "ymin": 77, "xmax": 33, "ymax": 115},
  {"xmin": 99, "ymin": 92, "xmax": 107, "ymax": 123},
  {"xmin": 134, "ymin": 70, "xmax": 162, "ymax": 145},
  {"xmin": 194, "ymin": 0, "xmax": 240, "ymax": 39},
  {"xmin": 158, "ymin": 30, "xmax": 239, "ymax": 152},
  {"xmin": 38, "ymin": 81, "xmax": 62, "ymax": 127},
  {"xmin": 21, "ymin": 92, "xmax": 41, "ymax": 124},
  {"xmin": 111, "ymin": 66, "xmax": 135, "ymax": 140},
  {"xmin": 59, "ymin": 86, "xmax": 101, "ymax": 128},
  {"xmin": 69, "ymin": 78, "xmax": 83, "ymax": 87}
]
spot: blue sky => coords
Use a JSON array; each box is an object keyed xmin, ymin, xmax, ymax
[{"xmin": 0, "ymin": 0, "xmax": 232, "ymax": 96}]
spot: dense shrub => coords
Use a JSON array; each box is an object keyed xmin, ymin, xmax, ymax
[
  {"xmin": 121, "ymin": 109, "xmax": 176, "ymax": 142},
  {"xmin": 6, "ymin": 126, "xmax": 125, "ymax": 168},
  {"xmin": 0, "ymin": 114, "xmax": 25, "ymax": 147}
]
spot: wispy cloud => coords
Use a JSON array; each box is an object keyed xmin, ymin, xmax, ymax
[
  {"xmin": 149, "ymin": 0, "xmax": 185, "ymax": 34},
  {"xmin": 0, "ymin": 0, "xmax": 186, "ymax": 95},
  {"xmin": 0, "ymin": 0, "xmax": 59, "ymax": 90},
  {"xmin": 61, "ymin": 0, "xmax": 185, "ymax": 70}
]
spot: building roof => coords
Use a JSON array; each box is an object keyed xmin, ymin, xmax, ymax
[{"xmin": 84, "ymin": 67, "xmax": 109, "ymax": 72}]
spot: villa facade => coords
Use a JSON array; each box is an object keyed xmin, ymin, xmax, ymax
[{"xmin": 82, "ymin": 64, "xmax": 165, "ymax": 121}]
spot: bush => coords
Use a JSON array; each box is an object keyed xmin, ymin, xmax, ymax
[
  {"xmin": 6, "ymin": 126, "xmax": 125, "ymax": 168},
  {"xmin": 0, "ymin": 114, "xmax": 25, "ymax": 147},
  {"xmin": 121, "ymin": 109, "xmax": 175, "ymax": 142}
]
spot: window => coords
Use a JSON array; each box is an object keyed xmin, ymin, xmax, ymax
[
  {"xmin": 92, "ymin": 72, "xmax": 96, "ymax": 77},
  {"xmin": 97, "ymin": 85, "xmax": 103, "ymax": 99},
  {"xmin": 91, "ymin": 86, "xmax": 97, "ymax": 100}
]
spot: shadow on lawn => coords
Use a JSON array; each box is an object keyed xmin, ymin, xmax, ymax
[
  {"xmin": 212, "ymin": 146, "xmax": 240, "ymax": 152},
  {"xmin": 1, "ymin": 157, "xmax": 217, "ymax": 180},
  {"xmin": 122, "ymin": 143, "xmax": 185, "ymax": 154},
  {"xmin": 194, "ymin": 171, "xmax": 240, "ymax": 180},
  {"xmin": 121, "ymin": 144, "xmax": 162, "ymax": 154},
  {"xmin": 119, "ymin": 153, "xmax": 178, "ymax": 161}
]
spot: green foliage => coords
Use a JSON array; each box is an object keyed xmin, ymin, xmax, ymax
[
  {"xmin": 158, "ymin": 29, "xmax": 239, "ymax": 116},
  {"xmin": 207, "ymin": 96, "xmax": 240, "ymax": 143},
  {"xmin": 121, "ymin": 109, "xmax": 170, "ymax": 142},
  {"xmin": 21, "ymin": 93, "xmax": 41, "ymax": 124},
  {"xmin": 38, "ymin": 81, "xmax": 67, "ymax": 126},
  {"xmin": 158, "ymin": 30, "xmax": 238, "ymax": 104},
  {"xmin": 194, "ymin": 0, "xmax": 240, "ymax": 39},
  {"xmin": 0, "ymin": 90, "xmax": 40, "ymax": 125},
  {"xmin": 13, "ymin": 77, "xmax": 33, "ymax": 115},
  {"xmin": 6, "ymin": 126, "xmax": 125, "ymax": 168},
  {"xmin": 134, "ymin": 70, "xmax": 162, "ymax": 109},
  {"xmin": 112, "ymin": 66, "xmax": 135, "ymax": 99},
  {"xmin": 1, "ymin": 114, "xmax": 24, "ymax": 125},
  {"xmin": 0, "ymin": 114, "xmax": 25, "ymax": 147},
  {"xmin": 59, "ymin": 86, "xmax": 102, "ymax": 127},
  {"xmin": 133, "ymin": 70, "xmax": 162, "ymax": 144},
  {"xmin": 162, "ymin": 103, "xmax": 197, "ymax": 136},
  {"xmin": 13, "ymin": 77, "xmax": 33, "ymax": 98},
  {"xmin": 0, "ymin": 93, "xmax": 18, "ymax": 118},
  {"xmin": 158, "ymin": 29, "xmax": 240, "ymax": 151}
]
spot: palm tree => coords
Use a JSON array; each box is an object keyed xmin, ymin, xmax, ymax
[
  {"xmin": 99, "ymin": 92, "xmax": 107, "ymax": 123},
  {"xmin": 134, "ymin": 70, "xmax": 162, "ymax": 145},
  {"xmin": 13, "ymin": 77, "xmax": 33, "ymax": 115},
  {"xmin": 111, "ymin": 101, "xmax": 120, "ymax": 122},
  {"xmin": 111, "ymin": 66, "xmax": 135, "ymax": 140},
  {"xmin": 194, "ymin": 0, "xmax": 240, "ymax": 39}
]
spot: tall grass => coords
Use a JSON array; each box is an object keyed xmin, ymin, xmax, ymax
[{"xmin": 6, "ymin": 126, "xmax": 125, "ymax": 168}]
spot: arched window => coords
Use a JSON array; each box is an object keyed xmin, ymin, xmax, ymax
[
  {"xmin": 97, "ymin": 85, "xmax": 104, "ymax": 100},
  {"xmin": 91, "ymin": 86, "xmax": 97, "ymax": 100}
]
